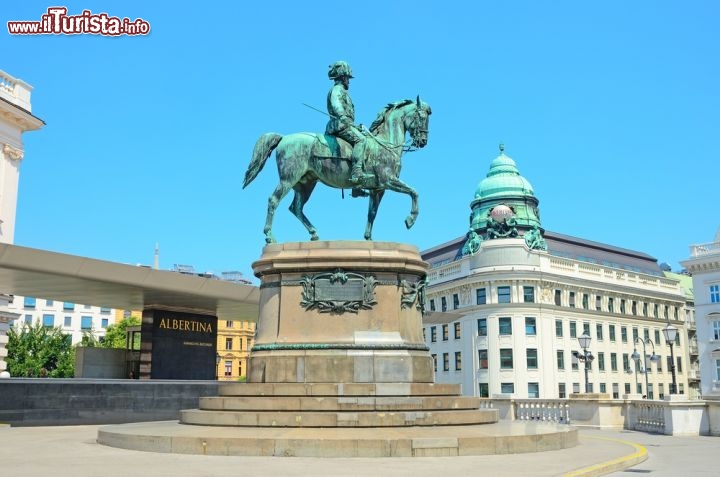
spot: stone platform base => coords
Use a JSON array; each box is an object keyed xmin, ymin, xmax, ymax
[
  {"xmin": 98, "ymin": 420, "xmax": 578, "ymax": 457},
  {"xmin": 98, "ymin": 382, "xmax": 578, "ymax": 457}
]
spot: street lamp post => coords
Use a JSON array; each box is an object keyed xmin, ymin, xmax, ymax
[
  {"xmin": 577, "ymin": 333, "xmax": 594, "ymax": 393},
  {"xmin": 663, "ymin": 324, "xmax": 679, "ymax": 394},
  {"xmin": 215, "ymin": 353, "xmax": 221, "ymax": 380},
  {"xmin": 632, "ymin": 337, "xmax": 659, "ymax": 399}
]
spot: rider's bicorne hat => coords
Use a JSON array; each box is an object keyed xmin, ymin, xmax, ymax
[{"xmin": 328, "ymin": 61, "xmax": 354, "ymax": 79}]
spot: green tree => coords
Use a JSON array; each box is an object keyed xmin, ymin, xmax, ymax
[
  {"xmin": 6, "ymin": 322, "xmax": 75, "ymax": 377},
  {"xmin": 100, "ymin": 316, "xmax": 141, "ymax": 349}
]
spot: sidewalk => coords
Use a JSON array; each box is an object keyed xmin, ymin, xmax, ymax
[{"xmin": 0, "ymin": 424, "xmax": 715, "ymax": 477}]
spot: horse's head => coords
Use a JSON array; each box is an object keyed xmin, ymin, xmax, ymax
[{"xmin": 406, "ymin": 95, "xmax": 431, "ymax": 148}]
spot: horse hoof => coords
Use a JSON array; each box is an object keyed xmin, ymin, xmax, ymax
[
  {"xmin": 405, "ymin": 217, "xmax": 415, "ymax": 229},
  {"xmin": 310, "ymin": 235, "xmax": 319, "ymax": 241}
]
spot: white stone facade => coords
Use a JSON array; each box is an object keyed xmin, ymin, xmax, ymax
[
  {"xmin": 682, "ymin": 236, "xmax": 720, "ymax": 397},
  {"xmin": 424, "ymin": 238, "xmax": 693, "ymax": 400},
  {"xmin": 6, "ymin": 295, "xmax": 117, "ymax": 345}
]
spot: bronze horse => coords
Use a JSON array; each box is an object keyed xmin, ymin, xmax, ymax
[{"xmin": 243, "ymin": 96, "xmax": 431, "ymax": 243}]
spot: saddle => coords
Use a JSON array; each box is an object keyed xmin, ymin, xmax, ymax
[{"xmin": 311, "ymin": 134, "xmax": 354, "ymax": 160}]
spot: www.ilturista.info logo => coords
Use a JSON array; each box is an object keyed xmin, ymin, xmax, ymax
[{"xmin": 7, "ymin": 7, "xmax": 150, "ymax": 36}]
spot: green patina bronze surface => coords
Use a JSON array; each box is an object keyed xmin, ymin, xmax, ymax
[
  {"xmin": 243, "ymin": 61, "xmax": 431, "ymax": 243},
  {"xmin": 300, "ymin": 269, "xmax": 378, "ymax": 314}
]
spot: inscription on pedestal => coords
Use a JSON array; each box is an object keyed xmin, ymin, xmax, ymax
[{"xmin": 300, "ymin": 269, "xmax": 377, "ymax": 314}]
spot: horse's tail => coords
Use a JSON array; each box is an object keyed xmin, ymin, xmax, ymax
[{"xmin": 243, "ymin": 133, "xmax": 283, "ymax": 189}]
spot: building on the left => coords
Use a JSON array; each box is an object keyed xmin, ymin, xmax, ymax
[{"xmin": 0, "ymin": 69, "xmax": 45, "ymax": 377}]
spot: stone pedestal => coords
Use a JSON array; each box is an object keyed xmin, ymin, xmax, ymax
[{"xmin": 249, "ymin": 241, "xmax": 432, "ymax": 383}]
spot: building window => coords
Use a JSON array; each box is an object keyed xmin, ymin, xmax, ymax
[
  {"xmin": 609, "ymin": 325, "xmax": 616, "ymax": 342},
  {"xmin": 238, "ymin": 361, "xmax": 243, "ymax": 376},
  {"xmin": 498, "ymin": 286, "xmax": 511, "ymax": 303},
  {"xmin": 24, "ymin": 314, "xmax": 32, "ymax": 325},
  {"xmin": 238, "ymin": 338, "xmax": 244, "ymax": 350},
  {"xmin": 711, "ymin": 285, "xmax": 720, "ymax": 303},
  {"xmin": 476, "ymin": 288, "xmax": 487, "ymax": 305},
  {"xmin": 500, "ymin": 383, "xmax": 514, "ymax": 394},
  {"xmin": 432, "ymin": 354, "xmax": 437, "ymax": 372},
  {"xmin": 430, "ymin": 326, "xmax": 437, "ymax": 342},
  {"xmin": 632, "ymin": 327, "xmax": 638, "ymax": 341},
  {"xmin": 608, "ymin": 297, "xmax": 614, "ymax": 313},
  {"xmin": 100, "ymin": 307, "xmax": 111, "ymax": 314},
  {"xmin": 572, "ymin": 383, "xmax": 580, "ymax": 394},
  {"xmin": 610, "ymin": 353, "xmax": 618, "ymax": 371},
  {"xmin": 664, "ymin": 305, "xmax": 669, "ymax": 319},
  {"xmin": 523, "ymin": 286, "xmax": 535, "ymax": 303},
  {"xmin": 624, "ymin": 383, "xmax": 631, "ymax": 395},
  {"xmin": 224, "ymin": 361, "xmax": 232, "ymax": 377},
  {"xmin": 526, "ymin": 348, "xmax": 538, "ymax": 369},
  {"xmin": 225, "ymin": 338, "xmax": 233, "ymax": 350},
  {"xmin": 643, "ymin": 328, "xmax": 650, "ymax": 341},
  {"xmin": 656, "ymin": 355, "xmax": 662, "ymax": 372},
  {"xmin": 713, "ymin": 321, "xmax": 720, "ymax": 341},
  {"xmin": 653, "ymin": 304, "xmax": 659, "ymax": 318},
  {"xmin": 569, "ymin": 321, "xmax": 577, "ymax": 338},
  {"xmin": 679, "ymin": 383, "xmax": 685, "ymax": 395},
  {"xmin": 643, "ymin": 303, "xmax": 648, "ymax": 317},
  {"xmin": 24, "ymin": 296, "xmax": 36, "ymax": 309},
  {"xmin": 621, "ymin": 326, "xmax": 628, "ymax": 343},
  {"xmin": 454, "ymin": 322, "xmax": 461, "ymax": 339},
  {"xmin": 571, "ymin": 354, "xmax": 579, "ymax": 370},
  {"xmin": 455, "ymin": 352, "xmax": 462, "ymax": 371},
  {"xmin": 595, "ymin": 295, "xmax": 602, "ymax": 311},
  {"xmin": 555, "ymin": 319, "xmax": 563, "ymax": 337},
  {"xmin": 557, "ymin": 350, "xmax": 565, "ymax": 370},
  {"xmin": 443, "ymin": 353, "xmax": 449, "ymax": 371},
  {"xmin": 677, "ymin": 357, "xmax": 683, "ymax": 373},
  {"xmin": 655, "ymin": 329, "xmax": 661, "ymax": 345},
  {"xmin": 569, "ymin": 292, "xmax": 576, "ymax": 308},
  {"xmin": 430, "ymin": 299, "xmax": 436, "ymax": 311},
  {"xmin": 582, "ymin": 293, "xmax": 589, "ymax": 309},
  {"xmin": 620, "ymin": 299, "xmax": 626, "ymax": 314},
  {"xmin": 583, "ymin": 322, "xmax": 590, "ymax": 336},
  {"xmin": 622, "ymin": 353, "xmax": 630, "ymax": 371},
  {"xmin": 478, "ymin": 383, "xmax": 489, "ymax": 397},
  {"xmin": 525, "ymin": 317, "xmax": 537, "ymax": 336},
  {"xmin": 596, "ymin": 324, "xmax": 603, "ymax": 341},
  {"xmin": 477, "ymin": 318, "xmax": 487, "ymax": 337},
  {"xmin": 64, "ymin": 316, "xmax": 72, "ymax": 327},
  {"xmin": 453, "ymin": 293, "xmax": 459, "ymax": 310},
  {"xmin": 442, "ymin": 324, "xmax": 449, "ymax": 341},
  {"xmin": 647, "ymin": 383, "xmax": 654, "ymax": 400},
  {"xmin": 658, "ymin": 383, "xmax": 664, "ymax": 399},
  {"xmin": 716, "ymin": 358, "xmax": 720, "ymax": 381},
  {"xmin": 42, "ymin": 314, "xmax": 54, "ymax": 327},
  {"xmin": 554, "ymin": 289, "xmax": 561, "ymax": 306},
  {"xmin": 597, "ymin": 352, "xmax": 605, "ymax": 371},
  {"xmin": 632, "ymin": 301, "xmax": 637, "ymax": 315},
  {"xmin": 500, "ymin": 348, "xmax": 514, "ymax": 369},
  {"xmin": 478, "ymin": 349, "xmax": 488, "ymax": 369},
  {"xmin": 559, "ymin": 383, "xmax": 567, "ymax": 398},
  {"xmin": 499, "ymin": 317, "xmax": 512, "ymax": 335},
  {"xmin": 81, "ymin": 316, "xmax": 92, "ymax": 330},
  {"xmin": 613, "ymin": 383, "xmax": 620, "ymax": 399},
  {"xmin": 226, "ymin": 321, "xmax": 233, "ymax": 328},
  {"xmin": 63, "ymin": 302, "xmax": 74, "ymax": 311},
  {"xmin": 441, "ymin": 297, "xmax": 447, "ymax": 312},
  {"xmin": 528, "ymin": 382, "xmax": 539, "ymax": 398},
  {"xmin": 101, "ymin": 318, "xmax": 108, "ymax": 328}
]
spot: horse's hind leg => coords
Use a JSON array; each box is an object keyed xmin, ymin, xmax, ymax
[
  {"xmin": 264, "ymin": 181, "xmax": 293, "ymax": 243},
  {"xmin": 364, "ymin": 190, "xmax": 385, "ymax": 240},
  {"xmin": 289, "ymin": 180, "xmax": 319, "ymax": 240}
]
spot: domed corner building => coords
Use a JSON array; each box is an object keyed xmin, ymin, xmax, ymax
[{"xmin": 421, "ymin": 145, "xmax": 698, "ymax": 400}]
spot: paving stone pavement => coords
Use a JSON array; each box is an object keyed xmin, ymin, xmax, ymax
[{"xmin": 0, "ymin": 424, "xmax": 716, "ymax": 477}]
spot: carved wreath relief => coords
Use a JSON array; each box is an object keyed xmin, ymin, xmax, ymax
[{"xmin": 300, "ymin": 269, "xmax": 377, "ymax": 314}]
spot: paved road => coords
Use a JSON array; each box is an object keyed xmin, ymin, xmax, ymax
[{"xmin": 0, "ymin": 424, "xmax": 717, "ymax": 476}]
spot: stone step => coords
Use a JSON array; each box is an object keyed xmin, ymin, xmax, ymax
[
  {"xmin": 98, "ymin": 420, "xmax": 578, "ymax": 457},
  {"xmin": 180, "ymin": 408, "xmax": 498, "ymax": 427},
  {"xmin": 199, "ymin": 395, "xmax": 482, "ymax": 412},
  {"xmin": 218, "ymin": 382, "xmax": 462, "ymax": 397}
]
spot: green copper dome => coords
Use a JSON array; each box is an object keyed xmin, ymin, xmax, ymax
[
  {"xmin": 474, "ymin": 146, "xmax": 535, "ymax": 200},
  {"xmin": 468, "ymin": 144, "xmax": 542, "ymax": 233}
]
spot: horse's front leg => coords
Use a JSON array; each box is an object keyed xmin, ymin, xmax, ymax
[
  {"xmin": 385, "ymin": 178, "xmax": 419, "ymax": 229},
  {"xmin": 364, "ymin": 190, "xmax": 385, "ymax": 240}
]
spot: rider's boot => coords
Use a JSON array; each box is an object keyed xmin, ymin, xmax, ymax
[{"xmin": 350, "ymin": 158, "xmax": 373, "ymax": 185}]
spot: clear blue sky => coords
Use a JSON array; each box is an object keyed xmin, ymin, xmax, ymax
[{"xmin": 3, "ymin": 1, "xmax": 718, "ymax": 284}]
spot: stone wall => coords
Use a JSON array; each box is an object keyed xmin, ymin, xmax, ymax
[{"xmin": 0, "ymin": 379, "xmax": 220, "ymax": 426}]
